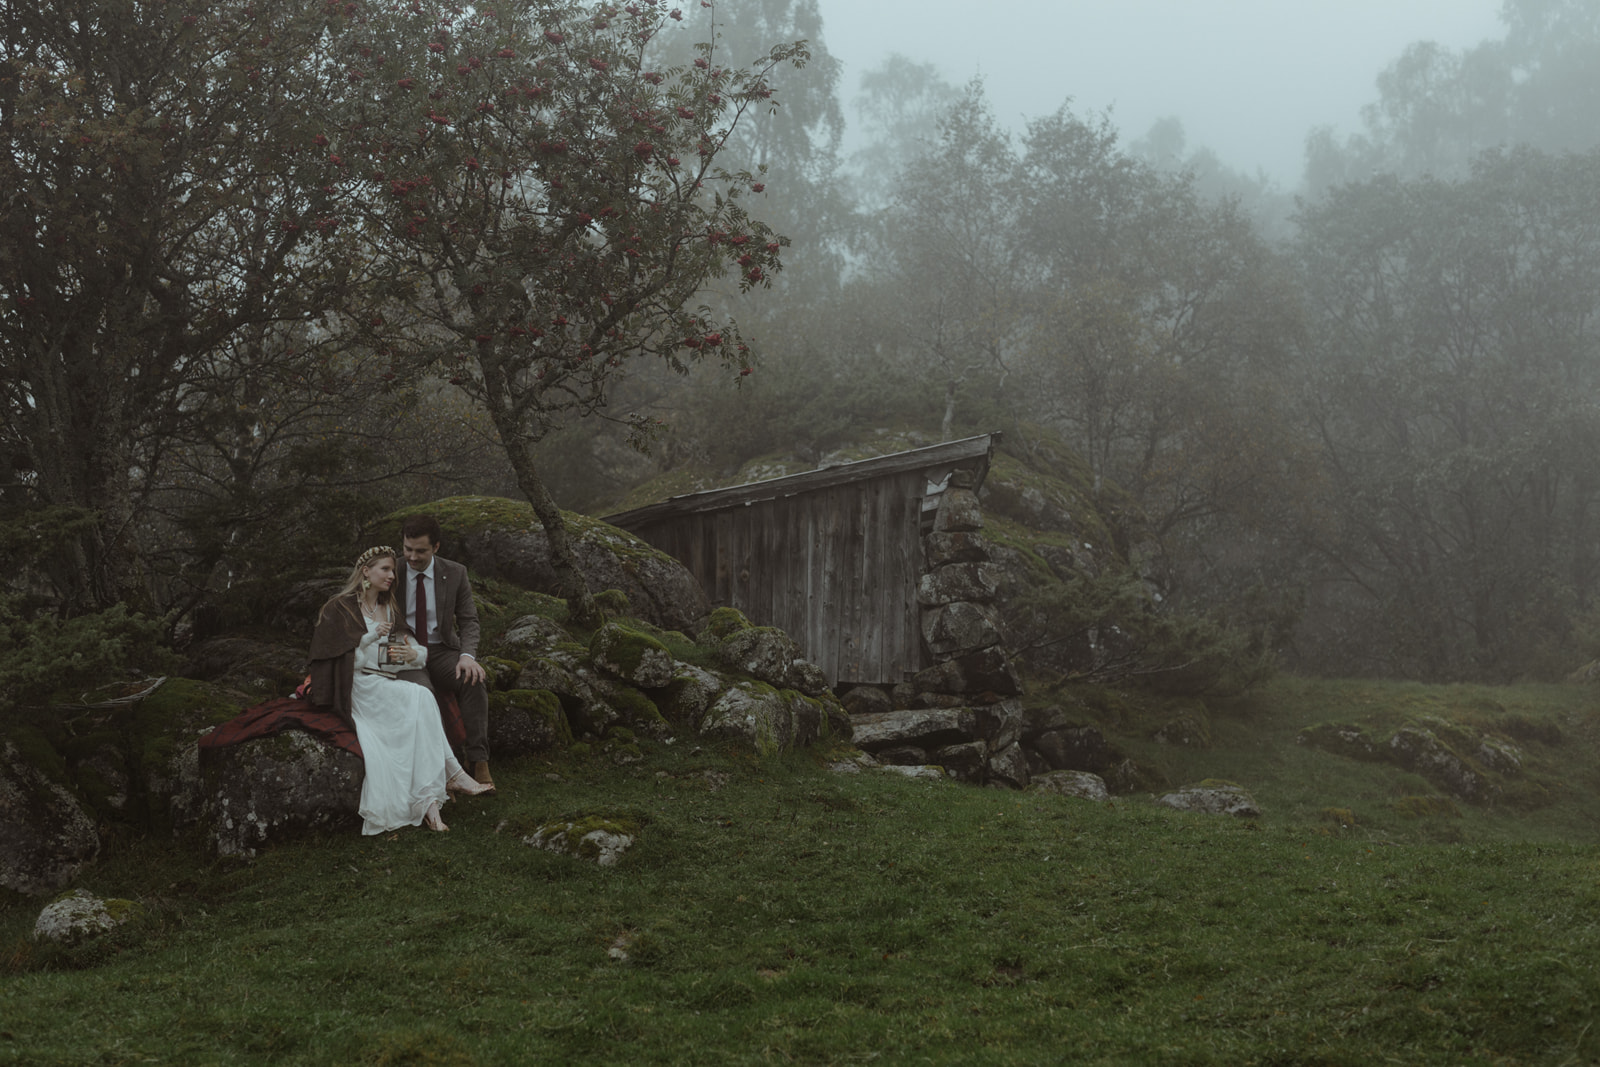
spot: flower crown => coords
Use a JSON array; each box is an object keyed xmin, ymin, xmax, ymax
[{"xmin": 355, "ymin": 545, "xmax": 395, "ymax": 570}]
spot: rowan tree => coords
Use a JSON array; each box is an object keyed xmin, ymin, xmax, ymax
[{"xmin": 340, "ymin": 0, "xmax": 802, "ymax": 624}]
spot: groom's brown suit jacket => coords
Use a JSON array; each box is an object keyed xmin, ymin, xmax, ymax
[{"xmin": 422, "ymin": 555, "xmax": 480, "ymax": 657}]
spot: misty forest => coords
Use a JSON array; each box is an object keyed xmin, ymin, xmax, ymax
[{"xmin": 7, "ymin": 0, "xmax": 1600, "ymax": 1062}]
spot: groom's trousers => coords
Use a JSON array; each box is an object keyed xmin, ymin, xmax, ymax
[{"xmin": 399, "ymin": 648, "xmax": 489, "ymax": 763}]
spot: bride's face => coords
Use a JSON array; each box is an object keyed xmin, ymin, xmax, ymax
[{"xmin": 363, "ymin": 556, "xmax": 397, "ymax": 593}]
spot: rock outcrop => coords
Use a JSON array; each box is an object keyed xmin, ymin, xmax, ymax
[
  {"xmin": 0, "ymin": 740, "xmax": 100, "ymax": 896},
  {"xmin": 1298, "ymin": 715, "xmax": 1529, "ymax": 805},
  {"xmin": 418, "ymin": 497, "xmax": 711, "ymax": 633}
]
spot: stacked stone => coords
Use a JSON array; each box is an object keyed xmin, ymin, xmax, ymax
[
  {"xmin": 834, "ymin": 470, "xmax": 1035, "ymax": 787},
  {"xmin": 907, "ymin": 469, "xmax": 1022, "ymax": 708}
]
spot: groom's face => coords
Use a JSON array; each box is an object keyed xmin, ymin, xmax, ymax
[{"xmin": 403, "ymin": 535, "xmax": 438, "ymax": 572}]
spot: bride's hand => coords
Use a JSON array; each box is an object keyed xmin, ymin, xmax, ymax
[{"xmin": 375, "ymin": 621, "xmax": 392, "ymax": 637}]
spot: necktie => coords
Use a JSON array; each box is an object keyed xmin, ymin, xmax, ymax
[{"xmin": 415, "ymin": 572, "xmax": 429, "ymax": 656}]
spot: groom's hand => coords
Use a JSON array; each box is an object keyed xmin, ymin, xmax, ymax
[{"xmin": 456, "ymin": 656, "xmax": 487, "ymax": 687}]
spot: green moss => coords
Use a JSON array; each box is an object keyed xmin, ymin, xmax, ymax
[
  {"xmin": 72, "ymin": 761, "xmax": 127, "ymax": 823},
  {"xmin": 605, "ymin": 687, "xmax": 666, "ymax": 730},
  {"xmin": 101, "ymin": 898, "xmax": 143, "ymax": 924},
  {"xmin": 476, "ymin": 656, "xmax": 522, "ymax": 692},
  {"xmin": 594, "ymin": 588, "xmax": 631, "ymax": 617},
  {"xmin": 983, "ymin": 446, "xmax": 1123, "ymax": 551},
  {"xmin": 1320, "ymin": 807, "xmax": 1357, "ymax": 828},
  {"xmin": 381, "ymin": 497, "xmax": 676, "ymax": 570},
  {"xmin": 2, "ymin": 723, "xmax": 69, "ymax": 785},
  {"xmin": 1298, "ymin": 722, "xmax": 1384, "ymax": 762},
  {"xmin": 134, "ymin": 678, "xmax": 243, "ymax": 774},
  {"xmin": 492, "ymin": 689, "xmax": 573, "ymax": 748},
  {"xmin": 1393, "ymin": 795, "xmax": 1462, "ymax": 819},
  {"xmin": 548, "ymin": 814, "xmax": 641, "ymax": 853},
  {"xmin": 568, "ymin": 741, "xmax": 592, "ymax": 759},
  {"xmin": 471, "ymin": 576, "xmax": 570, "ymax": 648},
  {"xmin": 700, "ymin": 607, "xmax": 752, "ymax": 643},
  {"xmin": 590, "ymin": 624, "xmax": 670, "ymax": 679}
]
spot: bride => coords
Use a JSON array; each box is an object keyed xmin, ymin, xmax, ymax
[{"xmin": 309, "ymin": 545, "xmax": 491, "ymax": 833}]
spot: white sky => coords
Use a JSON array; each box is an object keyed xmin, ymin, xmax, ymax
[{"xmin": 817, "ymin": 0, "xmax": 1505, "ymax": 186}]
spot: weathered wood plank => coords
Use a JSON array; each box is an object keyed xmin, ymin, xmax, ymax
[{"xmin": 605, "ymin": 433, "xmax": 997, "ymax": 528}]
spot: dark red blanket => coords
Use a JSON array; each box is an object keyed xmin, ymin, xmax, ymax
[{"xmin": 199, "ymin": 684, "xmax": 465, "ymax": 761}]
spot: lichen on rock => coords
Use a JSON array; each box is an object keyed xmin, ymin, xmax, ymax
[
  {"xmin": 590, "ymin": 622, "xmax": 675, "ymax": 688},
  {"xmin": 33, "ymin": 888, "xmax": 142, "ymax": 944},
  {"xmin": 1155, "ymin": 781, "xmax": 1261, "ymax": 818},
  {"xmin": 523, "ymin": 816, "xmax": 637, "ymax": 866},
  {"xmin": 0, "ymin": 740, "xmax": 101, "ymax": 896}
]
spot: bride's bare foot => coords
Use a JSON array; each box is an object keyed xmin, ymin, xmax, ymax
[
  {"xmin": 447, "ymin": 769, "xmax": 492, "ymax": 797},
  {"xmin": 423, "ymin": 802, "xmax": 449, "ymax": 832}
]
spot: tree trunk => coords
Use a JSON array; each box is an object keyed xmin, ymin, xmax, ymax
[{"xmin": 495, "ymin": 428, "xmax": 600, "ymax": 629}]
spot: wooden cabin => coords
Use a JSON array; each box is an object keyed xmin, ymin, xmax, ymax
[{"xmin": 605, "ymin": 433, "xmax": 999, "ymax": 686}]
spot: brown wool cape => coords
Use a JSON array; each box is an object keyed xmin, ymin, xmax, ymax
[{"xmin": 308, "ymin": 594, "xmax": 412, "ymax": 728}]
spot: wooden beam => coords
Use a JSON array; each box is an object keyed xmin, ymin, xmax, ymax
[{"xmin": 606, "ymin": 432, "xmax": 1001, "ymax": 530}]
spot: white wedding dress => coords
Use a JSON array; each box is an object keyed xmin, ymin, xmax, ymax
[{"xmin": 350, "ymin": 618, "xmax": 453, "ymax": 834}]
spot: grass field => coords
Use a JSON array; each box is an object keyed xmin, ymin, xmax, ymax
[{"xmin": 4, "ymin": 676, "xmax": 1600, "ymax": 1065}]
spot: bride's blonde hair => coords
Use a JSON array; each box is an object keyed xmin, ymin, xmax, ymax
[{"xmin": 320, "ymin": 545, "xmax": 404, "ymax": 627}]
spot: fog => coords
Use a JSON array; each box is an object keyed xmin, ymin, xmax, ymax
[{"xmin": 820, "ymin": 0, "xmax": 1502, "ymax": 186}]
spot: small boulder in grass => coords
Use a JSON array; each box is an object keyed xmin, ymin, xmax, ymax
[
  {"xmin": 521, "ymin": 816, "xmax": 637, "ymax": 866},
  {"xmin": 1031, "ymin": 770, "xmax": 1110, "ymax": 803},
  {"xmin": 34, "ymin": 889, "xmax": 143, "ymax": 945},
  {"xmin": 1155, "ymin": 780, "xmax": 1261, "ymax": 818}
]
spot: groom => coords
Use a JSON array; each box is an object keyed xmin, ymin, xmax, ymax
[{"xmin": 396, "ymin": 513, "xmax": 495, "ymax": 793}]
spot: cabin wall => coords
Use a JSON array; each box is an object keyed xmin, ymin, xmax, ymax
[{"xmin": 631, "ymin": 470, "xmax": 928, "ymax": 685}]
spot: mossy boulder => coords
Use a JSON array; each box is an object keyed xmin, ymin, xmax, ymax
[
  {"xmin": 1028, "ymin": 725, "xmax": 1118, "ymax": 774},
  {"xmin": 0, "ymin": 739, "xmax": 101, "ymax": 896},
  {"xmin": 590, "ymin": 623, "xmax": 675, "ymax": 688},
  {"xmin": 396, "ymin": 497, "xmax": 710, "ymax": 633},
  {"xmin": 33, "ymin": 889, "xmax": 143, "ymax": 945},
  {"xmin": 987, "ymin": 740, "xmax": 1032, "ymax": 789},
  {"xmin": 1386, "ymin": 724, "xmax": 1498, "ymax": 803},
  {"xmin": 1031, "ymin": 770, "xmax": 1110, "ymax": 802},
  {"xmin": 1297, "ymin": 722, "xmax": 1383, "ymax": 762},
  {"xmin": 197, "ymin": 730, "xmax": 363, "ymax": 858},
  {"xmin": 513, "ymin": 654, "xmax": 616, "ymax": 737},
  {"xmin": 658, "ymin": 664, "xmax": 725, "ymax": 724},
  {"xmin": 476, "ymin": 656, "xmax": 523, "ymax": 692},
  {"xmin": 698, "ymin": 682, "xmax": 796, "ymax": 756},
  {"xmin": 494, "ymin": 615, "xmax": 571, "ymax": 663},
  {"xmin": 698, "ymin": 606, "xmax": 753, "ymax": 644},
  {"xmin": 1155, "ymin": 782, "xmax": 1262, "ymax": 818},
  {"xmin": 699, "ymin": 682, "xmax": 845, "ymax": 756},
  {"xmin": 713, "ymin": 624, "xmax": 799, "ymax": 687},
  {"xmin": 1153, "ymin": 711, "xmax": 1211, "ymax": 749},
  {"xmin": 1102, "ymin": 757, "xmax": 1168, "ymax": 796},
  {"xmin": 599, "ymin": 683, "xmax": 670, "ymax": 739},
  {"xmin": 137, "ymin": 679, "xmax": 250, "ymax": 836},
  {"xmin": 488, "ymin": 689, "xmax": 572, "ymax": 757},
  {"xmin": 522, "ymin": 816, "xmax": 637, "ymax": 866}
]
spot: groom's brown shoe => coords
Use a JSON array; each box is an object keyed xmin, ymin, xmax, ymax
[{"xmin": 471, "ymin": 761, "xmax": 496, "ymax": 794}]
